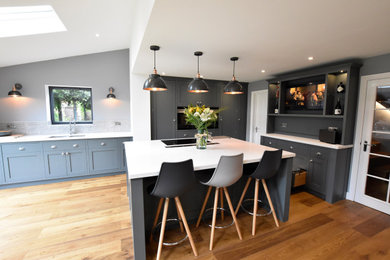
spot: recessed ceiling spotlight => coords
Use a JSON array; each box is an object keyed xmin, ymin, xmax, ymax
[
  {"xmin": 261, "ymin": 70, "xmax": 266, "ymax": 73},
  {"xmin": 95, "ymin": 33, "xmax": 100, "ymax": 37},
  {"xmin": 308, "ymin": 56, "xmax": 314, "ymax": 61}
]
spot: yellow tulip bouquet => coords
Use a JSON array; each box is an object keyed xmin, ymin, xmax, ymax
[{"xmin": 184, "ymin": 105, "xmax": 221, "ymax": 149}]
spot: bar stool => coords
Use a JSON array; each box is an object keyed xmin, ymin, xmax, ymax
[
  {"xmin": 196, "ymin": 154, "xmax": 244, "ymax": 250},
  {"xmin": 235, "ymin": 149, "xmax": 282, "ymax": 236},
  {"xmin": 149, "ymin": 159, "xmax": 198, "ymax": 260}
]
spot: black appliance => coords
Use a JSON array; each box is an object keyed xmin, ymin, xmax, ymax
[
  {"xmin": 319, "ymin": 128, "xmax": 340, "ymax": 144},
  {"xmin": 177, "ymin": 106, "xmax": 219, "ymax": 130},
  {"xmin": 161, "ymin": 138, "xmax": 217, "ymax": 148}
]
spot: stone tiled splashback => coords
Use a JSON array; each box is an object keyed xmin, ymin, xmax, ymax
[{"xmin": 0, "ymin": 120, "xmax": 131, "ymax": 135}]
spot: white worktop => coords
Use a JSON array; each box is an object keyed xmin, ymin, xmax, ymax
[
  {"xmin": 0, "ymin": 132, "xmax": 133, "ymax": 144},
  {"xmin": 263, "ymin": 133, "xmax": 354, "ymax": 149},
  {"xmin": 124, "ymin": 137, "xmax": 295, "ymax": 179}
]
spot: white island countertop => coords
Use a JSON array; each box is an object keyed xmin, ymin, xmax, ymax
[
  {"xmin": 0, "ymin": 132, "xmax": 133, "ymax": 144},
  {"xmin": 124, "ymin": 137, "xmax": 295, "ymax": 179}
]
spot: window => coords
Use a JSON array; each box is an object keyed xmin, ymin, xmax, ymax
[{"xmin": 49, "ymin": 86, "xmax": 93, "ymax": 124}]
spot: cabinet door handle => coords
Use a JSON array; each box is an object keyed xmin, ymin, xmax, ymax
[
  {"xmin": 316, "ymin": 152, "xmax": 322, "ymax": 157},
  {"xmin": 100, "ymin": 142, "xmax": 106, "ymax": 146},
  {"xmin": 310, "ymin": 159, "xmax": 313, "ymax": 163},
  {"xmin": 73, "ymin": 144, "xmax": 79, "ymax": 148},
  {"xmin": 238, "ymin": 118, "xmax": 241, "ymax": 121},
  {"xmin": 61, "ymin": 152, "xmax": 65, "ymax": 156},
  {"xmin": 51, "ymin": 145, "xmax": 57, "ymax": 149},
  {"xmin": 18, "ymin": 147, "xmax": 25, "ymax": 151},
  {"xmin": 183, "ymin": 134, "xmax": 188, "ymax": 137},
  {"xmin": 66, "ymin": 152, "xmax": 70, "ymax": 155}
]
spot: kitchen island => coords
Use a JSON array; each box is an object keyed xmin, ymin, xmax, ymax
[{"xmin": 124, "ymin": 137, "xmax": 295, "ymax": 260}]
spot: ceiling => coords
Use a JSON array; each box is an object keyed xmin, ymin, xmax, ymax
[
  {"xmin": 2, "ymin": 1, "xmax": 390, "ymax": 83},
  {"xmin": 133, "ymin": 0, "xmax": 390, "ymax": 82},
  {"xmin": 0, "ymin": 0, "xmax": 132, "ymax": 67}
]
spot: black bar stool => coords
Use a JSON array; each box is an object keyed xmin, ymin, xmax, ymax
[
  {"xmin": 149, "ymin": 159, "xmax": 198, "ymax": 260},
  {"xmin": 195, "ymin": 154, "xmax": 244, "ymax": 250},
  {"xmin": 235, "ymin": 149, "xmax": 282, "ymax": 235}
]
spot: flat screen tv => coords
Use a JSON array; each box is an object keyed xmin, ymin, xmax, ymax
[{"xmin": 285, "ymin": 83, "xmax": 326, "ymax": 111}]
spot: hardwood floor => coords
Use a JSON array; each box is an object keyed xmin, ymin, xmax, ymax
[{"xmin": 1, "ymin": 174, "xmax": 390, "ymax": 260}]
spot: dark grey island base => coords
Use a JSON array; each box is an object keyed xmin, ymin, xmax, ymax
[{"xmin": 127, "ymin": 158, "xmax": 293, "ymax": 260}]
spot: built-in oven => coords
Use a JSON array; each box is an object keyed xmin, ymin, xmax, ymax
[{"xmin": 177, "ymin": 106, "xmax": 219, "ymax": 130}]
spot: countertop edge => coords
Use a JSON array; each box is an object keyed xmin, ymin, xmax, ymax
[{"xmin": 262, "ymin": 133, "xmax": 353, "ymax": 149}]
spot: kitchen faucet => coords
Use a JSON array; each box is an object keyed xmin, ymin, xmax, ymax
[{"xmin": 69, "ymin": 121, "xmax": 76, "ymax": 136}]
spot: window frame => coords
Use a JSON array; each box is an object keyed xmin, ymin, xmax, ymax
[{"xmin": 47, "ymin": 85, "xmax": 94, "ymax": 125}]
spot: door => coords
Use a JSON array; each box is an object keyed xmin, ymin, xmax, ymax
[
  {"xmin": 250, "ymin": 90, "xmax": 268, "ymax": 144},
  {"xmin": 45, "ymin": 151, "xmax": 68, "ymax": 177},
  {"xmin": 356, "ymin": 80, "xmax": 390, "ymax": 214},
  {"xmin": 3, "ymin": 153, "xmax": 45, "ymax": 183},
  {"xmin": 67, "ymin": 151, "xmax": 88, "ymax": 176}
]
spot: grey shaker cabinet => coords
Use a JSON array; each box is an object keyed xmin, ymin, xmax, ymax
[
  {"xmin": 88, "ymin": 139, "xmax": 121, "ymax": 174},
  {"xmin": 2, "ymin": 143, "xmax": 46, "ymax": 183},
  {"xmin": 0, "ymin": 147, "xmax": 4, "ymax": 184},
  {"xmin": 43, "ymin": 140, "xmax": 88, "ymax": 178}
]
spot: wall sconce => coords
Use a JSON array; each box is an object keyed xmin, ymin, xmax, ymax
[
  {"xmin": 106, "ymin": 87, "xmax": 116, "ymax": 99},
  {"xmin": 8, "ymin": 83, "xmax": 23, "ymax": 97}
]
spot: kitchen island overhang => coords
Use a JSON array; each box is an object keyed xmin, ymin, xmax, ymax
[{"xmin": 124, "ymin": 137, "xmax": 295, "ymax": 260}]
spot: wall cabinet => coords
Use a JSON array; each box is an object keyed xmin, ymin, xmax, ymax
[
  {"xmin": 261, "ymin": 136, "xmax": 351, "ymax": 203},
  {"xmin": 0, "ymin": 137, "xmax": 132, "ymax": 187},
  {"xmin": 88, "ymin": 139, "xmax": 121, "ymax": 174},
  {"xmin": 2, "ymin": 143, "xmax": 45, "ymax": 183}
]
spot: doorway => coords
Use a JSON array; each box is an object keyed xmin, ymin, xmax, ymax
[
  {"xmin": 354, "ymin": 77, "xmax": 390, "ymax": 214},
  {"xmin": 249, "ymin": 90, "xmax": 268, "ymax": 144}
]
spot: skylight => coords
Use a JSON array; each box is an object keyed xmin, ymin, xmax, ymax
[{"xmin": 0, "ymin": 5, "xmax": 66, "ymax": 38}]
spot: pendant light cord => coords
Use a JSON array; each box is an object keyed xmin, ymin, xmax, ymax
[
  {"xmin": 197, "ymin": 55, "xmax": 200, "ymax": 74},
  {"xmin": 232, "ymin": 60, "xmax": 236, "ymax": 77},
  {"xmin": 153, "ymin": 50, "xmax": 156, "ymax": 70}
]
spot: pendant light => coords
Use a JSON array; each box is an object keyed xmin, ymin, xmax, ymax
[
  {"xmin": 188, "ymin": 51, "xmax": 209, "ymax": 93},
  {"xmin": 224, "ymin": 57, "xmax": 243, "ymax": 94},
  {"xmin": 143, "ymin": 45, "xmax": 167, "ymax": 91}
]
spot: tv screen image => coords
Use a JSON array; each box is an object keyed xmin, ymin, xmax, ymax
[{"xmin": 285, "ymin": 83, "xmax": 326, "ymax": 111}]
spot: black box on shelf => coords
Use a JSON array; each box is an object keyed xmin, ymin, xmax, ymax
[{"xmin": 319, "ymin": 128, "xmax": 340, "ymax": 144}]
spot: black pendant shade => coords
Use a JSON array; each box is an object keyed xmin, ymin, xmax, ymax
[
  {"xmin": 8, "ymin": 83, "xmax": 22, "ymax": 97},
  {"xmin": 106, "ymin": 87, "xmax": 116, "ymax": 99},
  {"xmin": 188, "ymin": 51, "xmax": 208, "ymax": 93},
  {"xmin": 143, "ymin": 45, "xmax": 167, "ymax": 91},
  {"xmin": 224, "ymin": 57, "xmax": 243, "ymax": 94}
]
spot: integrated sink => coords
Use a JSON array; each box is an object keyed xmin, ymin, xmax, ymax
[{"xmin": 49, "ymin": 134, "xmax": 86, "ymax": 138}]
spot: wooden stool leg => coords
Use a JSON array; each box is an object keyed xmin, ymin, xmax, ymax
[
  {"xmin": 235, "ymin": 177, "xmax": 252, "ymax": 215},
  {"xmin": 252, "ymin": 179, "xmax": 260, "ymax": 236},
  {"xmin": 262, "ymin": 179, "xmax": 280, "ymax": 228},
  {"xmin": 150, "ymin": 198, "xmax": 164, "ymax": 242},
  {"xmin": 220, "ymin": 188, "xmax": 224, "ymax": 221},
  {"xmin": 175, "ymin": 197, "xmax": 198, "ymax": 257},
  {"xmin": 209, "ymin": 187, "xmax": 219, "ymax": 251},
  {"xmin": 156, "ymin": 198, "xmax": 169, "ymax": 260},
  {"xmin": 175, "ymin": 200, "xmax": 184, "ymax": 233},
  {"xmin": 223, "ymin": 187, "xmax": 243, "ymax": 240},
  {"xmin": 196, "ymin": 186, "xmax": 213, "ymax": 228}
]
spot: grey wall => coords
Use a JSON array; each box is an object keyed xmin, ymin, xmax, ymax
[
  {"xmin": 0, "ymin": 49, "xmax": 130, "ymax": 125},
  {"xmin": 360, "ymin": 53, "xmax": 390, "ymax": 76},
  {"xmin": 245, "ymin": 79, "xmax": 268, "ymax": 140}
]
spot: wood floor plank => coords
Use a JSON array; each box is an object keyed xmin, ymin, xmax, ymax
[{"xmin": 1, "ymin": 174, "xmax": 390, "ymax": 260}]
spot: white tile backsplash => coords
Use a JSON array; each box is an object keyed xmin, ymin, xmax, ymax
[{"xmin": 0, "ymin": 120, "xmax": 131, "ymax": 135}]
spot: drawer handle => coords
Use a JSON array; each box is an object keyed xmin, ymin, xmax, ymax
[
  {"xmin": 18, "ymin": 147, "xmax": 25, "ymax": 151},
  {"xmin": 100, "ymin": 142, "xmax": 106, "ymax": 146},
  {"xmin": 290, "ymin": 146, "xmax": 294, "ymax": 150},
  {"xmin": 51, "ymin": 145, "xmax": 57, "ymax": 149},
  {"xmin": 66, "ymin": 152, "xmax": 70, "ymax": 155},
  {"xmin": 61, "ymin": 152, "xmax": 65, "ymax": 156},
  {"xmin": 73, "ymin": 144, "xmax": 79, "ymax": 148},
  {"xmin": 269, "ymin": 141, "xmax": 272, "ymax": 145},
  {"xmin": 183, "ymin": 134, "xmax": 188, "ymax": 137},
  {"xmin": 316, "ymin": 152, "xmax": 322, "ymax": 157}
]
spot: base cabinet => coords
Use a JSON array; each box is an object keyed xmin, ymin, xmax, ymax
[
  {"xmin": 2, "ymin": 143, "xmax": 45, "ymax": 183},
  {"xmin": 0, "ymin": 137, "xmax": 132, "ymax": 187},
  {"xmin": 88, "ymin": 139, "xmax": 121, "ymax": 174},
  {"xmin": 261, "ymin": 136, "xmax": 351, "ymax": 203}
]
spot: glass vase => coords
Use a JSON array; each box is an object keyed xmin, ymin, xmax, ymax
[{"xmin": 195, "ymin": 130, "xmax": 207, "ymax": 149}]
